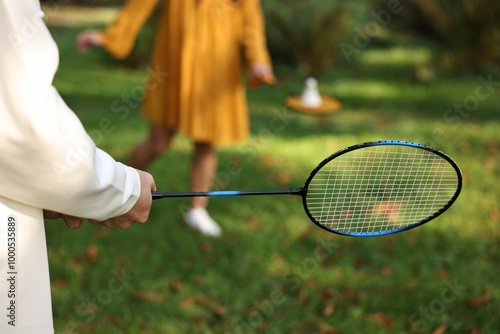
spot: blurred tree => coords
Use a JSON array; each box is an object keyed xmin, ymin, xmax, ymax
[
  {"xmin": 262, "ymin": 0, "xmax": 360, "ymax": 76},
  {"xmin": 380, "ymin": 0, "xmax": 500, "ymax": 70},
  {"xmin": 42, "ymin": 0, "xmax": 500, "ymax": 72},
  {"xmin": 45, "ymin": 0, "xmax": 362, "ymax": 74}
]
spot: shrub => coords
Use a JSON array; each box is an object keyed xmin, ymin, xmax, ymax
[
  {"xmin": 262, "ymin": 0, "xmax": 360, "ymax": 75},
  {"xmin": 384, "ymin": 0, "xmax": 500, "ymax": 70}
]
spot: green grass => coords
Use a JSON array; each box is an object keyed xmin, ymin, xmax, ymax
[{"xmin": 46, "ymin": 22, "xmax": 500, "ymax": 334}]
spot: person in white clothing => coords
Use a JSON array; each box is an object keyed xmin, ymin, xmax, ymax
[{"xmin": 0, "ymin": 1, "xmax": 156, "ymax": 333}]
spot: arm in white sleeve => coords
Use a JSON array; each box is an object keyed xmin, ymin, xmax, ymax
[{"xmin": 0, "ymin": 0, "xmax": 141, "ymax": 221}]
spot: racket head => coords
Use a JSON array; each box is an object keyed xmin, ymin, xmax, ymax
[{"xmin": 301, "ymin": 140, "xmax": 462, "ymax": 237}]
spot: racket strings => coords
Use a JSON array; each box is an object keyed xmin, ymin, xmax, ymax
[{"xmin": 306, "ymin": 146, "xmax": 458, "ymax": 235}]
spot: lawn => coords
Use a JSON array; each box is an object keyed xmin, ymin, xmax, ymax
[{"xmin": 45, "ymin": 13, "xmax": 499, "ymax": 334}]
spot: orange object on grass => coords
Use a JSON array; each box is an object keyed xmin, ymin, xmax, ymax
[{"xmin": 284, "ymin": 95, "xmax": 343, "ymax": 115}]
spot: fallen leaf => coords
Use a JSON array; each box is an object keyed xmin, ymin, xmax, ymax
[
  {"xmin": 80, "ymin": 324, "xmax": 96, "ymax": 333},
  {"xmin": 342, "ymin": 286, "xmax": 354, "ymax": 297},
  {"xmin": 200, "ymin": 241, "xmax": 212, "ymax": 252},
  {"xmin": 382, "ymin": 235, "xmax": 395, "ymax": 245},
  {"xmin": 355, "ymin": 271, "xmax": 367, "ymax": 281},
  {"xmin": 271, "ymin": 253, "xmax": 286, "ymax": 273},
  {"xmin": 93, "ymin": 227, "xmax": 110, "ymax": 238},
  {"xmin": 277, "ymin": 172, "xmax": 291, "ymax": 186},
  {"xmin": 170, "ymin": 279, "xmax": 182, "ymax": 292},
  {"xmin": 372, "ymin": 201, "xmax": 402, "ymax": 223},
  {"xmin": 259, "ymin": 154, "xmax": 275, "ymax": 169},
  {"xmin": 356, "ymin": 291, "xmax": 366, "ymax": 302},
  {"xmin": 485, "ymin": 140, "xmax": 500, "ymax": 152},
  {"xmin": 318, "ymin": 323, "xmax": 336, "ymax": 334},
  {"xmin": 467, "ymin": 291, "xmax": 490, "ymax": 307},
  {"xmin": 246, "ymin": 215, "xmax": 261, "ymax": 230},
  {"xmin": 213, "ymin": 304, "xmax": 227, "ymax": 318},
  {"xmin": 432, "ymin": 324, "xmax": 447, "ymax": 334},
  {"xmin": 380, "ymin": 266, "xmax": 392, "ymax": 276},
  {"xmin": 365, "ymin": 312, "xmax": 392, "ymax": 329},
  {"xmin": 135, "ymin": 291, "xmax": 167, "ymax": 304},
  {"xmin": 194, "ymin": 293, "xmax": 214, "ymax": 306},
  {"xmin": 340, "ymin": 210, "xmax": 354, "ymax": 221},
  {"xmin": 435, "ymin": 269, "xmax": 449, "ymax": 280},
  {"xmin": 179, "ymin": 296, "xmax": 192, "ymax": 309},
  {"xmin": 484, "ymin": 156, "xmax": 495, "ymax": 171},
  {"xmin": 323, "ymin": 302, "xmax": 335, "ymax": 316},
  {"xmin": 320, "ymin": 288, "xmax": 340, "ymax": 300},
  {"xmin": 458, "ymin": 139, "xmax": 471, "ymax": 153},
  {"xmin": 489, "ymin": 209, "xmax": 500, "ymax": 222},
  {"xmin": 68, "ymin": 259, "xmax": 83, "ymax": 274},
  {"xmin": 298, "ymin": 226, "xmax": 312, "ymax": 240},
  {"xmin": 84, "ymin": 245, "xmax": 98, "ymax": 263},
  {"xmin": 51, "ymin": 279, "xmax": 69, "ymax": 289}
]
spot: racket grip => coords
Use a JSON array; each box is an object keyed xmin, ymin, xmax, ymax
[{"xmin": 152, "ymin": 192, "xmax": 163, "ymax": 200}]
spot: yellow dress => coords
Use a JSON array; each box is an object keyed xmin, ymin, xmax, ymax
[{"xmin": 99, "ymin": 0, "xmax": 272, "ymax": 145}]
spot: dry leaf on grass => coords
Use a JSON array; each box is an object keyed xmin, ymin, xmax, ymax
[
  {"xmin": 84, "ymin": 245, "xmax": 98, "ymax": 263},
  {"xmin": 467, "ymin": 291, "xmax": 491, "ymax": 307},
  {"xmin": 432, "ymin": 324, "xmax": 447, "ymax": 334},
  {"xmin": 365, "ymin": 312, "xmax": 393, "ymax": 329},
  {"xmin": 135, "ymin": 291, "xmax": 167, "ymax": 304}
]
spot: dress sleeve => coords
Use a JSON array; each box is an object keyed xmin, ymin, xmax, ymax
[
  {"xmin": 240, "ymin": 0, "xmax": 272, "ymax": 67},
  {"xmin": 99, "ymin": 0, "xmax": 159, "ymax": 59},
  {"xmin": 0, "ymin": 1, "xmax": 141, "ymax": 221}
]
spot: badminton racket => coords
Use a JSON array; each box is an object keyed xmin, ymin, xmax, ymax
[{"xmin": 152, "ymin": 140, "xmax": 462, "ymax": 237}]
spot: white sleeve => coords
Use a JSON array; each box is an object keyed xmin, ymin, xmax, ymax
[{"xmin": 0, "ymin": 0, "xmax": 141, "ymax": 221}]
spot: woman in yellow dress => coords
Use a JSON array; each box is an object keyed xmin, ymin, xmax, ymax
[{"xmin": 77, "ymin": 0, "xmax": 275, "ymax": 236}]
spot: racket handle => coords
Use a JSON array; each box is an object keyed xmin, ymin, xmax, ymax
[
  {"xmin": 151, "ymin": 191, "xmax": 239, "ymax": 199},
  {"xmin": 151, "ymin": 188, "xmax": 304, "ymax": 200}
]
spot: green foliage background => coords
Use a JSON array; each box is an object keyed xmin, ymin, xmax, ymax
[{"xmin": 57, "ymin": 0, "xmax": 500, "ymax": 73}]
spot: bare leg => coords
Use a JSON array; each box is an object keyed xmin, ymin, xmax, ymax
[
  {"xmin": 189, "ymin": 142, "xmax": 217, "ymax": 208},
  {"xmin": 127, "ymin": 123, "xmax": 174, "ymax": 170},
  {"xmin": 182, "ymin": 142, "xmax": 222, "ymax": 236}
]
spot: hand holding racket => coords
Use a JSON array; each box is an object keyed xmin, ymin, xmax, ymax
[{"xmin": 152, "ymin": 141, "xmax": 462, "ymax": 237}]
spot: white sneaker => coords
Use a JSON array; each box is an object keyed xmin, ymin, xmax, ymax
[{"xmin": 183, "ymin": 207, "xmax": 222, "ymax": 237}]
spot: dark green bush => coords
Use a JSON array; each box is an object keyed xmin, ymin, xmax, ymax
[
  {"xmin": 262, "ymin": 0, "xmax": 360, "ymax": 75},
  {"xmin": 382, "ymin": 0, "xmax": 500, "ymax": 70}
]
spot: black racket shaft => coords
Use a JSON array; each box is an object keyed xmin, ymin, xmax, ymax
[{"xmin": 152, "ymin": 188, "xmax": 304, "ymax": 199}]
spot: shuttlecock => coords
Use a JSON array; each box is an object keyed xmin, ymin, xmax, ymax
[{"xmin": 300, "ymin": 77, "xmax": 322, "ymax": 108}]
